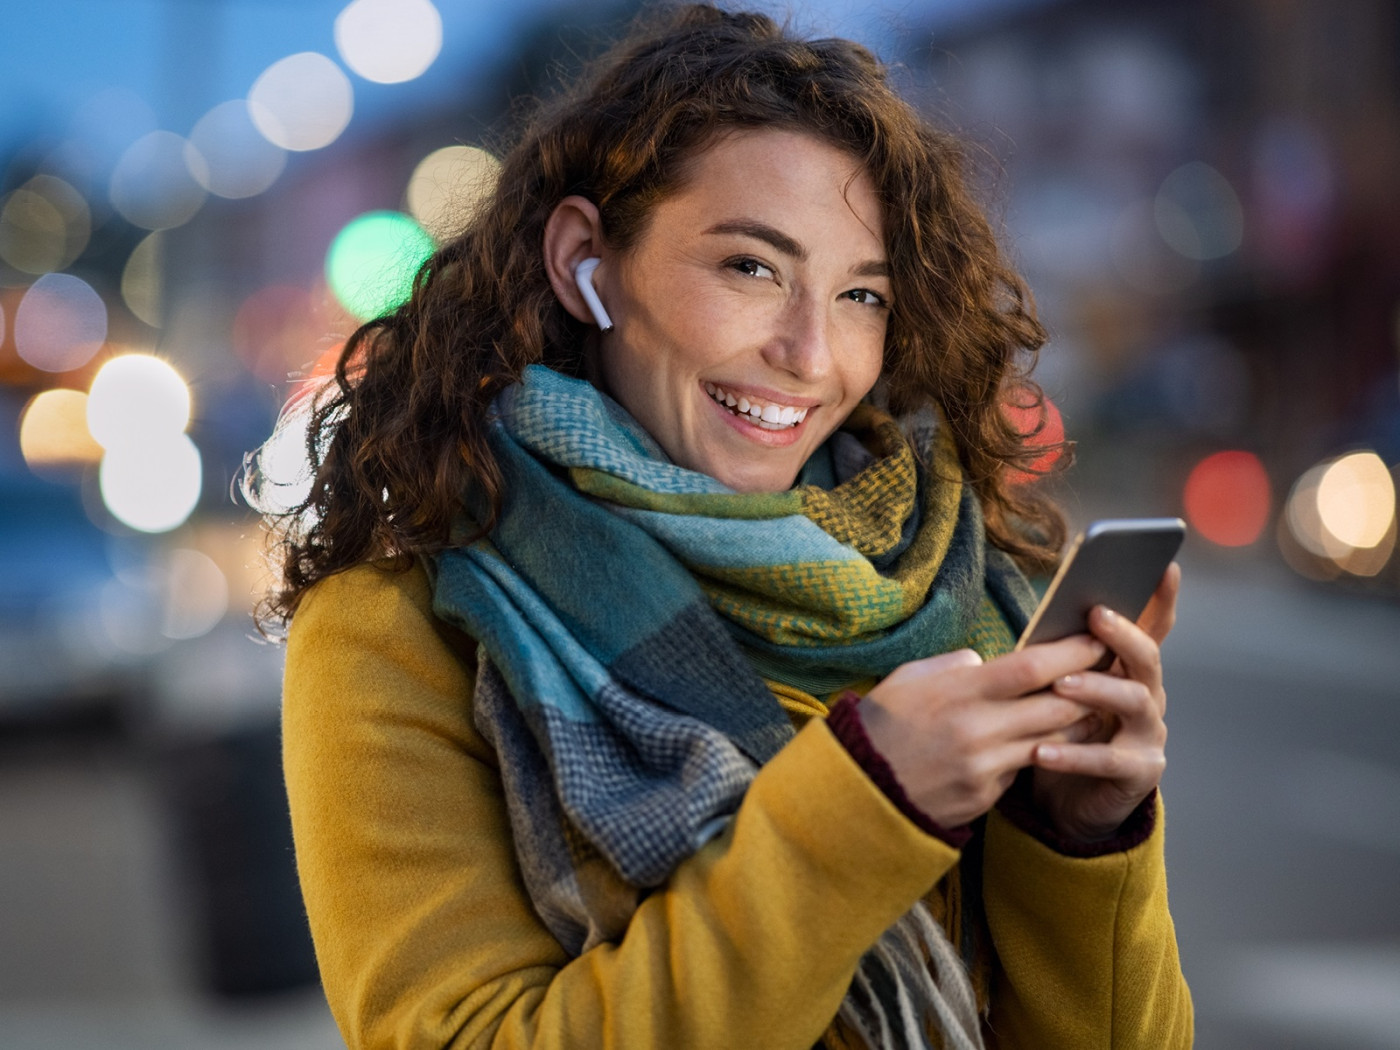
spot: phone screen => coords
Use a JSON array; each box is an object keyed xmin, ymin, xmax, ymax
[{"xmin": 1016, "ymin": 518, "xmax": 1185, "ymax": 669}]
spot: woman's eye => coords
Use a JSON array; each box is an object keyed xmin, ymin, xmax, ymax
[
  {"xmin": 844, "ymin": 288, "xmax": 889, "ymax": 308},
  {"xmin": 730, "ymin": 257, "xmax": 775, "ymax": 280}
]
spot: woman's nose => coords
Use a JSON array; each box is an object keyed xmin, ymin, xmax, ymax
[{"xmin": 762, "ymin": 294, "xmax": 834, "ymax": 383}]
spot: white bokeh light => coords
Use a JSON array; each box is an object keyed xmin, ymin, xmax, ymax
[
  {"xmin": 99, "ymin": 432, "xmax": 203, "ymax": 533},
  {"xmin": 335, "ymin": 0, "xmax": 443, "ymax": 84},
  {"xmin": 110, "ymin": 131, "xmax": 208, "ymax": 230},
  {"xmin": 407, "ymin": 145, "xmax": 501, "ymax": 240},
  {"xmin": 187, "ymin": 100, "xmax": 287, "ymax": 199},
  {"xmin": 87, "ymin": 353, "xmax": 191, "ymax": 451},
  {"xmin": 248, "ymin": 53, "xmax": 354, "ymax": 152},
  {"xmin": 1316, "ymin": 452, "xmax": 1396, "ymax": 550},
  {"xmin": 161, "ymin": 548, "xmax": 230, "ymax": 640},
  {"xmin": 252, "ymin": 386, "xmax": 323, "ymax": 514}
]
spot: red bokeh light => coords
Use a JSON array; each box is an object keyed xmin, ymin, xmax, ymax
[
  {"xmin": 1183, "ymin": 450, "xmax": 1271, "ymax": 546},
  {"xmin": 1003, "ymin": 391, "xmax": 1065, "ymax": 484}
]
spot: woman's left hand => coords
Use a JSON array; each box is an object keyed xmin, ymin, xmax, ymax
[{"xmin": 1029, "ymin": 563, "xmax": 1181, "ymax": 843}]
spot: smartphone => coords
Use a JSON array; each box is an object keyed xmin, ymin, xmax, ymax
[{"xmin": 1015, "ymin": 518, "xmax": 1186, "ymax": 670}]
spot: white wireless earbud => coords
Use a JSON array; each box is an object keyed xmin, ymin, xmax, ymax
[{"xmin": 572, "ymin": 257, "xmax": 614, "ymax": 332}]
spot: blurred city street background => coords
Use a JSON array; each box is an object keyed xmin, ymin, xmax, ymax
[{"xmin": 2, "ymin": 1, "xmax": 1397, "ymax": 1047}]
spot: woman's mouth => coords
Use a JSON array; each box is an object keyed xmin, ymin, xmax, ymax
[{"xmin": 703, "ymin": 382, "xmax": 809, "ymax": 430}]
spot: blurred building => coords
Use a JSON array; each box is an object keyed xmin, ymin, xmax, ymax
[{"xmin": 908, "ymin": 0, "xmax": 1400, "ymax": 587}]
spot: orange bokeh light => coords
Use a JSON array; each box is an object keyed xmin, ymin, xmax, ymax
[{"xmin": 1183, "ymin": 450, "xmax": 1271, "ymax": 546}]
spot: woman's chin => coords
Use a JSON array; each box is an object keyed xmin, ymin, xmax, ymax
[{"xmin": 695, "ymin": 456, "xmax": 800, "ymax": 493}]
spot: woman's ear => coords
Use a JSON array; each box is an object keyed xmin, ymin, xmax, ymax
[{"xmin": 543, "ymin": 196, "xmax": 610, "ymax": 327}]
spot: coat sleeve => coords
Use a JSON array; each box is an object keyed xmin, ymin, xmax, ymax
[
  {"xmin": 980, "ymin": 799, "xmax": 1194, "ymax": 1049},
  {"xmin": 281, "ymin": 561, "xmax": 962, "ymax": 1050}
]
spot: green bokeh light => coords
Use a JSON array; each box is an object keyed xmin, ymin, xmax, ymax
[{"xmin": 325, "ymin": 210, "xmax": 434, "ymax": 320}]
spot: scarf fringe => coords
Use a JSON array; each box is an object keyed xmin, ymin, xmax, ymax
[{"xmin": 836, "ymin": 904, "xmax": 985, "ymax": 1050}]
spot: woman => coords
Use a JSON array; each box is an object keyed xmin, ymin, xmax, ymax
[{"xmin": 260, "ymin": 6, "xmax": 1192, "ymax": 1048}]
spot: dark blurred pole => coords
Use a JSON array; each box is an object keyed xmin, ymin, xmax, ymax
[{"xmin": 159, "ymin": 719, "xmax": 319, "ymax": 997}]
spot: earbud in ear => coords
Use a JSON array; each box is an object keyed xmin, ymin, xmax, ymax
[{"xmin": 572, "ymin": 257, "xmax": 614, "ymax": 332}]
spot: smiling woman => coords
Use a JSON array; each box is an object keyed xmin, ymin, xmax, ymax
[
  {"xmin": 246, "ymin": 6, "xmax": 1192, "ymax": 1049},
  {"xmin": 550, "ymin": 129, "xmax": 888, "ymax": 493}
]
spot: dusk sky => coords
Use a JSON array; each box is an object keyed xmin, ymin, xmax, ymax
[{"xmin": 1, "ymin": 0, "xmax": 1044, "ymax": 162}]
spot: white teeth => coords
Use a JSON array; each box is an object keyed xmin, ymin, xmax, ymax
[{"xmin": 704, "ymin": 383, "xmax": 807, "ymax": 428}]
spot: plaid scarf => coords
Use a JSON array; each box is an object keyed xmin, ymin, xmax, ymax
[{"xmin": 430, "ymin": 365, "xmax": 1037, "ymax": 1049}]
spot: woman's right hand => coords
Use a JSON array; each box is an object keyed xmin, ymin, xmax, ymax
[{"xmin": 856, "ymin": 635, "xmax": 1107, "ymax": 829}]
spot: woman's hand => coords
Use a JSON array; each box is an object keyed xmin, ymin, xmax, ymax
[
  {"xmin": 857, "ymin": 633, "xmax": 1109, "ymax": 830},
  {"xmin": 1030, "ymin": 563, "xmax": 1181, "ymax": 842}
]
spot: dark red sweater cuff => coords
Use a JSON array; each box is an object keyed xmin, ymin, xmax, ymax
[
  {"xmin": 996, "ymin": 768, "xmax": 1158, "ymax": 857},
  {"xmin": 826, "ymin": 692, "xmax": 973, "ymax": 850}
]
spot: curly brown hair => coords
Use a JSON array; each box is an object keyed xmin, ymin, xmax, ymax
[{"xmin": 248, "ymin": 2, "xmax": 1069, "ymax": 628}]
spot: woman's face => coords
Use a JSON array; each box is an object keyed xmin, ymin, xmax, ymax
[{"xmin": 596, "ymin": 129, "xmax": 891, "ymax": 493}]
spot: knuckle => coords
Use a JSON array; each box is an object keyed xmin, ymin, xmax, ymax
[
  {"xmin": 1016, "ymin": 650, "xmax": 1052, "ymax": 691},
  {"xmin": 1101, "ymin": 749, "xmax": 1125, "ymax": 778},
  {"xmin": 1126, "ymin": 682, "xmax": 1153, "ymax": 715},
  {"xmin": 966, "ymin": 751, "xmax": 1000, "ymax": 785}
]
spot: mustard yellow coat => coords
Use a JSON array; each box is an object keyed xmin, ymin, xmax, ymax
[{"xmin": 282, "ymin": 561, "xmax": 1193, "ymax": 1049}]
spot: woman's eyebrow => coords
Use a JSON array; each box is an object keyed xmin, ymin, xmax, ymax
[
  {"xmin": 704, "ymin": 219, "xmax": 888, "ymax": 277},
  {"xmin": 705, "ymin": 219, "xmax": 806, "ymax": 259}
]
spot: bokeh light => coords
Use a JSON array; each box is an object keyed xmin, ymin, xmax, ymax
[
  {"xmin": 110, "ymin": 131, "xmax": 209, "ymax": 230},
  {"xmin": 1284, "ymin": 452, "xmax": 1398, "ymax": 577},
  {"xmin": 335, "ymin": 0, "xmax": 443, "ymax": 84},
  {"xmin": 99, "ymin": 433, "xmax": 202, "ymax": 533},
  {"xmin": 1003, "ymin": 391, "xmax": 1065, "ymax": 484},
  {"xmin": 99, "ymin": 576, "xmax": 171, "ymax": 656},
  {"xmin": 248, "ymin": 52, "xmax": 354, "ymax": 152},
  {"xmin": 1285, "ymin": 462, "xmax": 1351, "ymax": 560},
  {"xmin": 1315, "ymin": 452, "xmax": 1395, "ymax": 550},
  {"xmin": 325, "ymin": 210, "xmax": 433, "ymax": 320},
  {"xmin": 1336, "ymin": 519, "xmax": 1397, "ymax": 577},
  {"xmin": 406, "ymin": 145, "xmax": 501, "ymax": 240},
  {"xmin": 0, "ymin": 175, "xmax": 91, "ymax": 274},
  {"xmin": 252, "ymin": 383, "xmax": 326, "ymax": 514},
  {"xmin": 1111, "ymin": 198, "xmax": 1199, "ymax": 294},
  {"xmin": 187, "ymin": 100, "xmax": 287, "ymax": 199},
  {"xmin": 1182, "ymin": 450, "xmax": 1271, "ymax": 546},
  {"xmin": 121, "ymin": 232, "xmax": 163, "ymax": 327},
  {"xmin": 1155, "ymin": 162, "xmax": 1244, "ymax": 261},
  {"xmin": 87, "ymin": 353, "xmax": 191, "ymax": 450},
  {"xmin": 231, "ymin": 284, "xmax": 319, "ymax": 382},
  {"xmin": 161, "ymin": 548, "xmax": 230, "ymax": 640},
  {"xmin": 18, "ymin": 388, "xmax": 103, "ymax": 469},
  {"xmin": 14, "ymin": 273, "xmax": 108, "ymax": 372}
]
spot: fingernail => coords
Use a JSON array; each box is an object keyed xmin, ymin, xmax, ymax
[
  {"xmin": 1058, "ymin": 673, "xmax": 1082, "ymax": 689},
  {"xmin": 1038, "ymin": 744, "xmax": 1060, "ymax": 761},
  {"xmin": 1099, "ymin": 606, "xmax": 1117, "ymax": 623}
]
